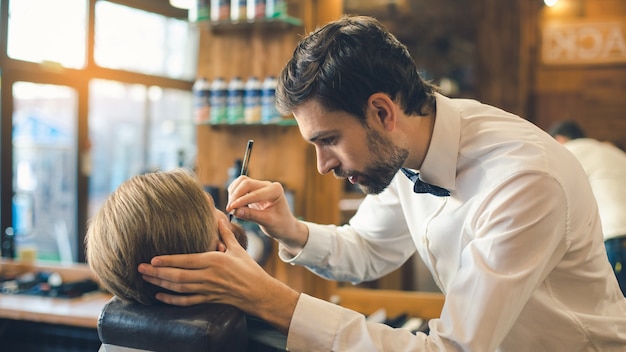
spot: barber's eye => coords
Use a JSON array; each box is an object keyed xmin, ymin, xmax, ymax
[{"xmin": 320, "ymin": 137, "xmax": 336, "ymax": 145}]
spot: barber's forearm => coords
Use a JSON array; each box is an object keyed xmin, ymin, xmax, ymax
[
  {"xmin": 251, "ymin": 280, "xmax": 300, "ymax": 335},
  {"xmin": 278, "ymin": 220, "xmax": 310, "ymax": 256},
  {"xmin": 248, "ymin": 220, "xmax": 305, "ymax": 334}
]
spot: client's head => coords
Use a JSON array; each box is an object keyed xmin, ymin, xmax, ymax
[{"xmin": 86, "ymin": 168, "xmax": 247, "ymax": 305}]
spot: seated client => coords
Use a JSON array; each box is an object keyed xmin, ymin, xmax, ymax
[{"xmin": 86, "ymin": 168, "xmax": 248, "ymax": 305}]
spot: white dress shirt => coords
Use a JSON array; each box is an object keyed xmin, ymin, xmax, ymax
[
  {"xmin": 280, "ymin": 94, "xmax": 626, "ymax": 351},
  {"xmin": 561, "ymin": 138, "xmax": 626, "ymax": 240}
]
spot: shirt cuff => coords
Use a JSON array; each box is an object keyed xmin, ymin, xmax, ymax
[
  {"xmin": 286, "ymin": 293, "xmax": 342, "ymax": 351},
  {"xmin": 278, "ymin": 221, "xmax": 335, "ymax": 265}
]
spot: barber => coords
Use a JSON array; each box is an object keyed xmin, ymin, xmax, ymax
[{"xmin": 139, "ymin": 15, "xmax": 626, "ymax": 351}]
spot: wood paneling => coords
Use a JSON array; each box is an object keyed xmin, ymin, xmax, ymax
[
  {"xmin": 194, "ymin": 2, "xmax": 344, "ymax": 300},
  {"xmin": 473, "ymin": 0, "xmax": 541, "ymax": 117},
  {"xmin": 334, "ymin": 287, "xmax": 445, "ymax": 320},
  {"xmin": 586, "ymin": 0, "xmax": 626, "ymax": 17},
  {"xmin": 530, "ymin": 0, "xmax": 626, "ymax": 148}
]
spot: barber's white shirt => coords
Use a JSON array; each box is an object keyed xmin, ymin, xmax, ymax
[
  {"xmin": 562, "ymin": 138, "xmax": 626, "ymax": 240},
  {"xmin": 280, "ymin": 94, "xmax": 626, "ymax": 351}
]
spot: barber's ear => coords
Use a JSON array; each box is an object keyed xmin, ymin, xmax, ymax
[{"xmin": 368, "ymin": 93, "xmax": 396, "ymax": 130}]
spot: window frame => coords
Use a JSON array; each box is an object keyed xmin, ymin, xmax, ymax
[{"xmin": 0, "ymin": 0, "xmax": 194, "ymax": 262}]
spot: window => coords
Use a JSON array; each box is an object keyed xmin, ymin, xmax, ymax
[
  {"xmin": 12, "ymin": 82, "xmax": 78, "ymax": 261},
  {"xmin": 1, "ymin": 0, "xmax": 196, "ymax": 262},
  {"xmin": 95, "ymin": 1, "xmax": 198, "ymax": 79},
  {"xmin": 8, "ymin": 0, "xmax": 88, "ymax": 69},
  {"xmin": 88, "ymin": 80, "xmax": 195, "ymax": 218}
]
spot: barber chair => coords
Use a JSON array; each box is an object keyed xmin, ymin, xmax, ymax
[{"xmin": 97, "ymin": 296, "xmax": 248, "ymax": 352}]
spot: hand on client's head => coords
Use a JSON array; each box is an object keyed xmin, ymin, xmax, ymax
[
  {"xmin": 221, "ymin": 220, "xmax": 249, "ymax": 251},
  {"xmin": 212, "ymin": 207, "xmax": 248, "ymax": 251},
  {"xmin": 138, "ymin": 218, "xmax": 274, "ymax": 309},
  {"xmin": 217, "ymin": 221, "xmax": 248, "ymax": 252}
]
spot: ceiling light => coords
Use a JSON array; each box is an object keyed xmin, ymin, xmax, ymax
[{"xmin": 170, "ymin": 0, "xmax": 194, "ymax": 10}]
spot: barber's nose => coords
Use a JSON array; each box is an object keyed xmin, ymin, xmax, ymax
[{"xmin": 316, "ymin": 148, "xmax": 339, "ymax": 175}]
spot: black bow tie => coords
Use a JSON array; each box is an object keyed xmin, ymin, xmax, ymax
[{"xmin": 401, "ymin": 168, "xmax": 450, "ymax": 197}]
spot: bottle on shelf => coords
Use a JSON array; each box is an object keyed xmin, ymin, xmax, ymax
[
  {"xmin": 210, "ymin": 77, "xmax": 228, "ymax": 124},
  {"xmin": 246, "ymin": 0, "xmax": 266, "ymax": 21},
  {"xmin": 227, "ymin": 76, "xmax": 245, "ymax": 124},
  {"xmin": 210, "ymin": 0, "xmax": 230, "ymax": 22},
  {"xmin": 230, "ymin": 0, "xmax": 246, "ymax": 22},
  {"xmin": 261, "ymin": 76, "xmax": 281, "ymax": 124},
  {"xmin": 189, "ymin": 0, "xmax": 210, "ymax": 22},
  {"xmin": 266, "ymin": 0, "xmax": 286, "ymax": 19},
  {"xmin": 244, "ymin": 76, "xmax": 262, "ymax": 124},
  {"xmin": 192, "ymin": 77, "xmax": 211, "ymax": 124}
]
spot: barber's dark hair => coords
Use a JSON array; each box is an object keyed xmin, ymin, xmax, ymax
[
  {"xmin": 548, "ymin": 120, "xmax": 586, "ymax": 140},
  {"xmin": 276, "ymin": 15, "xmax": 437, "ymax": 122}
]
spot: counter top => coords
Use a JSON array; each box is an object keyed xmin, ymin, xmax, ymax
[
  {"xmin": 0, "ymin": 291, "xmax": 112, "ymax": 328},
  {"xmin": 0, "ymin": 259, "xmax": 112, "ymax": 328}
]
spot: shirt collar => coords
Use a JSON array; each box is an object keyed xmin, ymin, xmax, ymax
[{"xmin": 415, "ymin": 93, "xmax": 460, "ymax": 192}]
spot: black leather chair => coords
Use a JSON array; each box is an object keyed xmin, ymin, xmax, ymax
[{"xmin": 97, "ymin": 296, "xmax": 248, "ymax": 352}]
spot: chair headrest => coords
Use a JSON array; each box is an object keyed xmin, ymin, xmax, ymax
[{"xmin": 97, "ymin": 296, "xmax": 247, "ymax": 352}]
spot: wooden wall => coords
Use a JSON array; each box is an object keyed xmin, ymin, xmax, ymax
[
  {"xmin": 194, "ymin": 1, "xmax": 344, "ymax": 301},
  {"xmin": 471, "ymin": 0, "xmax": 626, "ymax": 147},
  {"xmin": 474, "ymin": 0, "xmax": 535, "ymax": 117},
  {"xmin": 530, "ymin": 0, "xmax": 626, "ymax": 148},
  {"xmin": 458, "ymin": 0, "xmax": 626, "ymax": 148}
]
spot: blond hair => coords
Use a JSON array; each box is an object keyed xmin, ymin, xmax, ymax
[{"xmin": 86, "ymin": 169, "xmax": 219, "ymax": 305}]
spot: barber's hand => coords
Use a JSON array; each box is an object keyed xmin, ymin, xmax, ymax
[
  {"xmin": 138, "ymin": 220, "xmax": 260, "ymax": 307},
  {"xmin": 138, "ymin": 219, "xmax": 298, "ymax": 333},
  {"xmin": 226, "ymin": 176, "xmax": 308, "ymax": 251}
]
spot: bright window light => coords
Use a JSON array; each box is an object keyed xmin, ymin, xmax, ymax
[
  {"xmin": 8, "ymin": 0, "xmax": 87, "ymax": 68},
  {"xmin": 544, "ymin": 0, "xmax": 559, "ymax": 7}
]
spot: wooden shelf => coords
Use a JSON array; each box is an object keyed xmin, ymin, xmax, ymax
[
  {"xmin": 207, "ymin": 16, "xmax": 303, "ymax": 33},
  {"xmin": 197, "ymin": 119, "xmax": 298, "ymax": 127}
]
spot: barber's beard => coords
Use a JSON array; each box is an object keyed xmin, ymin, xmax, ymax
[{"xmin": 337, "ymin": 129, "xmax": 408, "ymax": 195}]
